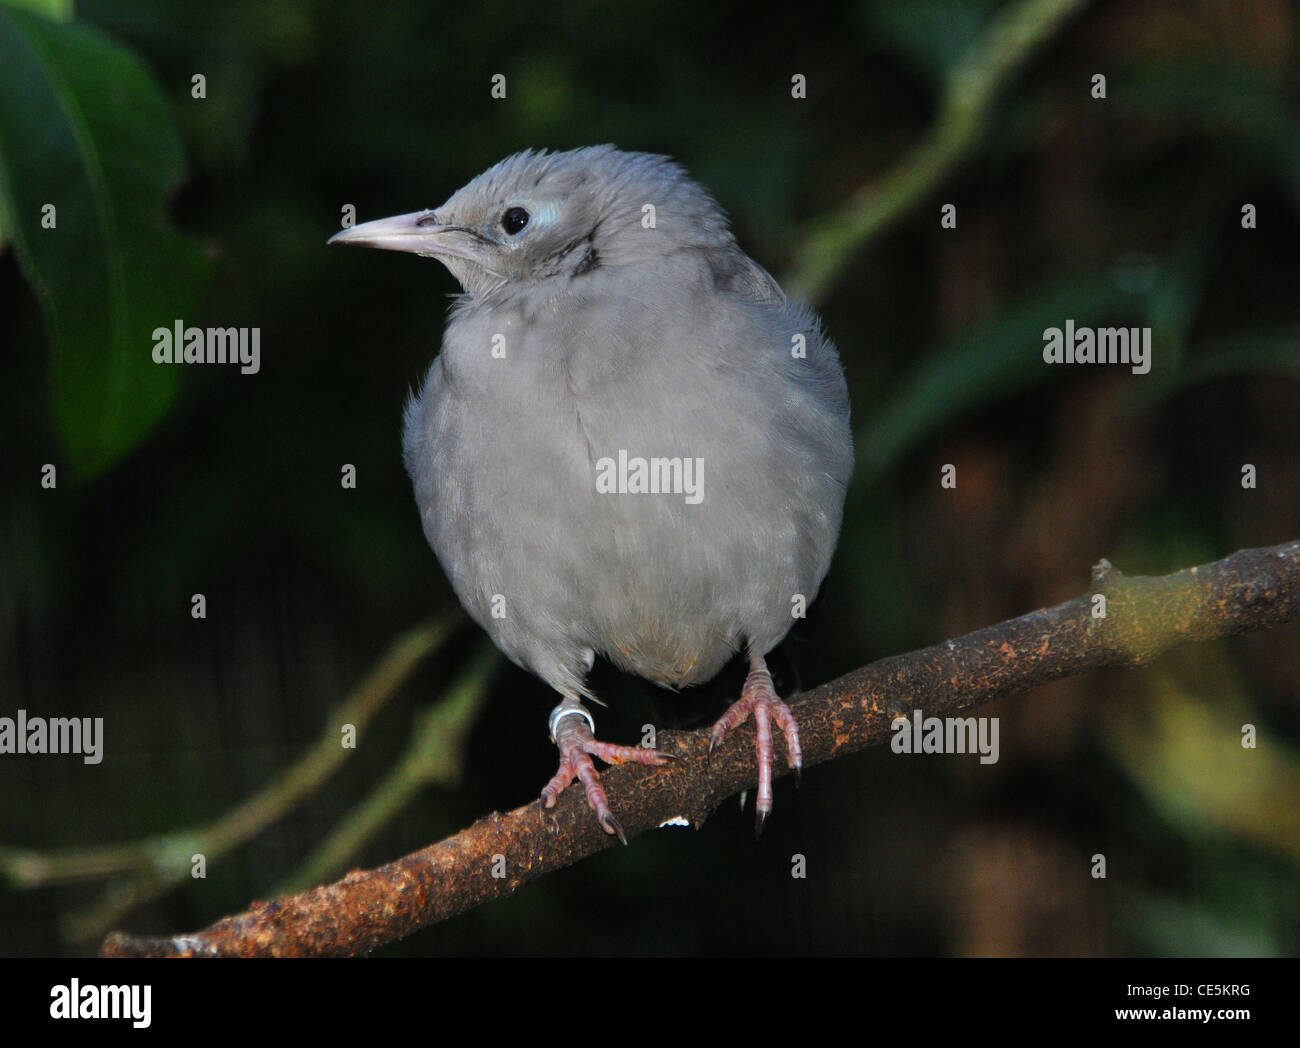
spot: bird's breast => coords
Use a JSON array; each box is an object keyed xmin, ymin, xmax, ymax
[{"xmin": 407, "ymin": 280, "xmax": 848, "ymax": 688}]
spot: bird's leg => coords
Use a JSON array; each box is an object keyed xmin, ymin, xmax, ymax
[
  {"xmin": 709, "ymin": 652, "xmax": 803, "ymax": 835},
  {"xmin": 541, "ymin": 695, "xmax": 670, "ymax": 843}
]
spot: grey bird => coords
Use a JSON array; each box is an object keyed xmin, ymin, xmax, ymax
[{"xmin": 330, "ymin": 146, "xmax": 853, "ymax": 839}]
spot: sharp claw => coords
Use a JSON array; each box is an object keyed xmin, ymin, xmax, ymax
[
  {"xmin": 738, "ymin": 789, "xmax": 748, "ymax": 812},
  {"xmin": 711, "ymin": 655, "xmax": 803, "ymax": 830},
  {"xmin": 602, "ymin": 812, "xmax": 628, "ymax": 845},
  {"xmin": 546, "ymin": 702, "xmax": 648, "ymax": 839}
]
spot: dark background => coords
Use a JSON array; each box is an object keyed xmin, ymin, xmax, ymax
[{"xmin": 1, "ymin": 0, "xmax": 1298, "ymax": 956}]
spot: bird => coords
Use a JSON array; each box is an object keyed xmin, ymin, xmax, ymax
[{"xmin": 329, "ymin": 146, "xmax": 853, "ymax": 840}]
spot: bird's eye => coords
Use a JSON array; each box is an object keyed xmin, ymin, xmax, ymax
[{"xmin": 501, "ymin": 206, "xmax": 530, "ymax": 236}]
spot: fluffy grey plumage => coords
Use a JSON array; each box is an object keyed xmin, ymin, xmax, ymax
[{"xmin": 331, "ymin": 146, "xmax": 852, "ymax": 838}]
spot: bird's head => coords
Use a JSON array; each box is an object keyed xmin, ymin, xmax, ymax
[{"xmin": 328, "ymin": 146, "xmax": 735, "ymax": 298}]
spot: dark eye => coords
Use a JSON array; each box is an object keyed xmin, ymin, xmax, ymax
[{"xmin": 501, "ymin": 206, "xmax": 530, "ymax": 236}]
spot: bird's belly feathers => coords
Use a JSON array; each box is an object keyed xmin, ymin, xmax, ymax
[{"xmin": 406, "ymin": 299, "xmax": 849, "ymax": 693}]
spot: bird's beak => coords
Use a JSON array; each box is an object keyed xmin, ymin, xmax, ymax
[
  {"xmin": 328, "ymin": 210, "xmax": 435, "ymax": 252},
  {"xmin": 327, "ymin": 210, "xmax": 494, "ymax": 269}
]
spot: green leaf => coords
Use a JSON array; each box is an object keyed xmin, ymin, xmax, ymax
[
  {"xmin": 854, "ymin": 274, "xmax": 1141, "ymax": 489},
  {"xmin": 1145, "ymin": 329, "xmax": 1300, "ymax": 400},
  {"xmin": 0, "ymin": 7, "xmax": 209, "ymax": 478},
  {"xmin": 2, "ymin": 0, "xmax": 72, "ymax": 21}
]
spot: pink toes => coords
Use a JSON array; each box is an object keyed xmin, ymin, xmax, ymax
[
  {"xmin": 709, "ymin": 656, "xmax": 803, "ymax": 835},
  {"xmin": 542, "ymin": 700, "xmax": 671, "ymax": 842}
]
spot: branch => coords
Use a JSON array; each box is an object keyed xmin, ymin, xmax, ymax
[
  {"xmin": 101, "ymin": 539, "xmax": 1300, "ymax": 957},
  {"xmin": 784, "ymin": 0, "xmax": 1089, "ymax": 305},
  {"xmin": 270, "ymin": 643, "xmax": 496, "ymax": 897},
  {"xmin": 1, "ymin": 618, "xmax": 457, "ymax": 942}
]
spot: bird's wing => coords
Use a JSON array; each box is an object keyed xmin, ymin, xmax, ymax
[{"xmin": 709, "ymin": 250, "xmax": 788, "ymax": 309}]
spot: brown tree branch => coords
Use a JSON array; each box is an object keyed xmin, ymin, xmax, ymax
[
  {"xmin": 101, "ymin": 539, "xmax": 1300, "ymax": 957},
  {"xmin": 1, "ymin": 618, "xmax": 460, "ymax": 945}
]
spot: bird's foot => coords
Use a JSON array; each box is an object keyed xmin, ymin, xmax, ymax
[
  {"xmin": 541, "ymin": 699, "xmax": 670, "ymax": 843},
  {"xmin": 709, "ymin": 654, "xmax": 802, "ymax": 836}
]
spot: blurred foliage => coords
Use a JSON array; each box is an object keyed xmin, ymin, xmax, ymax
[
  {"xmin": 0, "ymin": 2, "xmax": 210, "ymax": 477},
  {"xmin": 0, "ymin": 0, "xmax": 1297, "ymax": 958},
  {"xmin": 860, "ymin": 0, "xmax": 1003, "ymax": 84}
]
